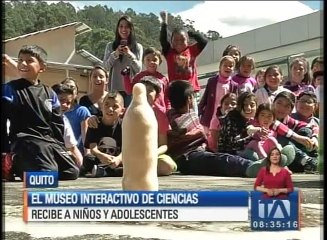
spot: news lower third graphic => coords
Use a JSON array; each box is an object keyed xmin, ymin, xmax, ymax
[
  {"xmin": 23, "ymin": 190, "xmax": 249, "ymax": 222},
  {"xmin": 22, "ymin": 172, "xmax": 301, "ymax": 230},
  {"xmin": 250, "ymin": 191, "xmax": 300, "ymax": 231}
]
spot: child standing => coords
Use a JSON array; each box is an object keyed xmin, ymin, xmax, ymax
[
  {"xmin": 254, "ymin": 68, "xmax": 266, "ymax": 90},
  {"xmin": 232, "ymin": 55, "xmax": 257, "ymax": 93},
  {"xmin": 222, "ymin": 45, "xmax": 241, "ymax": 68},
  {"xmin": 123, "ymin": 47, "xmax": 170, "ymax": 113},
  {"xmin": 312, "ymin": 70, "xmax": 323, "ymax": 117},
  {"xmin": 139, "ymin": 76, "xmax": 177, "ymax": 176},
  {"xmin": 198, "ymin": 56, "xmax": 238, "ymax": 132},
  {"xmin": 159, "ymin": 11, "xmax": 208, "ymax": 113},
  {"xmin": 255, "ymin": 65, "xmax": 291, "ymax": 106},
  {"xmin": 1, "ymin": 45, "xmax": 79, "ymax": 180},
  {"xmin": 284, "ymin": 57, "xmax": 315, "ymax": 96}
]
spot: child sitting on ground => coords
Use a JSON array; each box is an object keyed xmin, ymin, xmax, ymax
[
  {"xmin": 82, "ymin": 91, "xmax": 125, "ymax": 177},
  {"xmin": 1, "ymin": 45, "xmax": 79, "ymax": 180},
  {"xmin": 139, "ymin": 76, "xmax": 177, "ymax": 175}
]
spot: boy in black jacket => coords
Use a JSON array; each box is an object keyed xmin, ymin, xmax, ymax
[{"xmin": 1, "ymin": 45, "xmax": 79, "ymax": 180}]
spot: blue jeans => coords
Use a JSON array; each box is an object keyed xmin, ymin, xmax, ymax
[{"xmin": 175, "ymin": 149, "xmax": 251, "ymax": 177}]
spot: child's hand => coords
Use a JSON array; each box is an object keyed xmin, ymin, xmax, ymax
[
  {"xmin": 258, "ymin": 128, "xmax": 269, "ymax": 140},
  {"xmin": 108, "ymin": 156, "xmax": 121, "ymax": 169},
  {"xmin": 311, "ymin": 137, "xmax": 319, "ymax": 151},
  {"xmin": 247, "ymin": 126, "xmax": 261, "ymax": 136},
  {"xmin": 297, "ymin": 135, "xmax": 314, "ymax": 150},
  {"xmin": 2, "ymin": 54, "xmax": 9, "ymax": 65},
  {"xmin": 160, "ymin": 11, "xmax": 168, "ymax": 24},
  {"xmin": 87, "ymin": 116, "xmax": 100, "ymax": 128}
]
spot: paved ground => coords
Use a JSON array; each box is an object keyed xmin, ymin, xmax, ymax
[{"xmin": 3, "ymin": 174, "xmax": 323, "ymax": 240}]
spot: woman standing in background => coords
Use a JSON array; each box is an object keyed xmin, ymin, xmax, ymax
[{"xmin": 103, "ymin": 15, "xmax": 143, "ymax": 107}]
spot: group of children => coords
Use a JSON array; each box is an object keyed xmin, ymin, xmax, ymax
[{"xmin": 2, "ymin": 11, "xmax": 322, "ymax": 181}]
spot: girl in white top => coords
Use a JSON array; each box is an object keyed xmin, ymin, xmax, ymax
[{"xmin": 255, "ymin": 65, "xmax": 291, "ymax": 106}]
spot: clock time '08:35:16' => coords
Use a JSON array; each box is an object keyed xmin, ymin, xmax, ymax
[{"xmin": 252, "ymin": 220, "xmax": 298, "ymax": 230}]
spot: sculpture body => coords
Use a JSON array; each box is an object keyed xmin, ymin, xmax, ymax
[{"xmin": 122, "ymin": 83, "xmax": 159, "ymax": 190}]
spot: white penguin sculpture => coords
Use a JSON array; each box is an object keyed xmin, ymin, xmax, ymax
[{"xmin": 122, "ymin": 83, "xmax": 159, "ymax": 191}]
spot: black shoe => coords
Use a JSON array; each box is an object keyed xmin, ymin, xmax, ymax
[
  {"xmin": 303, "ymin": 157, "xmax": 318, "ymax": 174},
  {"xmin": 91, "ymin": 165, "xmax": 107, "ymax": 177}
]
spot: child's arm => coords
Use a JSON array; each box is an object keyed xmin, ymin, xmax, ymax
[
  {"xmin": 81, "ymin": 118, "xmax": 90, "ymax": 155},
  {"xmin": 1, "ymin": 99, "xmax": 10, "ymax": 153},
  {"xmin": 49, "ymin": 90, "xmax": 66, "ymax": 144},
  {"xmin": 273, "ymin": 120, "xmax": 314, "ymax": 150},
  {"xmin": 123, "ymin": 74, "xmax": 133, "ymax": 95},
  {"xmin": 67, "ymin": 145, "xmax": 83, "ymax": 168},
  {"xmin": 159, "ymin": 11, "xmax": 171, "ymax": 56},
  {"xmin": 247, "ymin": 124, "xmax": 262, "ymax": 136},
  {"xmin": 187, "ymin": 30, "xmax": 208, "ymax": 53}
]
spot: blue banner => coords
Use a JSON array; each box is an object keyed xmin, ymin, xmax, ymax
[
  {"xmin": 27, "ymin": 191, "xmax": 249, "ymax": 207},
  {"xmin": 24, "ymin": 172, "xmax": 58, "ymax": 188},
  {"xmin": 250, "ymin": 191, "xmax": 300, "ymax": 231}
]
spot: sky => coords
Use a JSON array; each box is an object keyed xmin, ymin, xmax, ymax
[{"xmin": 50, "ymin": 1, "xmax": 322, "ymax": 37}]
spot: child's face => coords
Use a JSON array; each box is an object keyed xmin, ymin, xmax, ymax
[
  {"xmin": 144, "ymin": 53, "xmax": 160, "ymax": 73},
  {"xmin": 58, "ymin": 93, "xmax": 74, "ymax": 113},
  {"xmin": 221, "ymin": 96, "xmax": 237, "ymax": 114},
  {"xmin": 102, "ymin": 98, "xmax": 124, "ymax": 122},
  {"xmin": 296, "ymin": 95, "xmax": 317, "ymax": 118},
  {"xmin": 239, "ymin": 60, "xmax": 253, "ymax": 77},
  {"xmin": 270, "ymin": 149, "xmax": 281, "ymax": 165},
  {"xmin": 118, "ymin": 19, "xmax": 131, "ymax": 40},
  {"xmin": 291, "ymin": 61, "xmax": 306, "ymax": 84},
  {"xmin": 265, "ymin": 68, "xmax": 282, "ymax": 90},
  {"xmin": 312, "ymin": 62, "xmax": 323, "ymax": 74},
  {"xmin": 241, "ymin": 97, "xmax": 257, "ymax": 119},
  {"xmin": 258, "ymin": 109, "xmax": 274, "ymax": 129},
  {"xmin": 17, "ymin": 53, "xmax": 44, "ymax": 81},
  {"xmin": 228, "ymin": 48, "xmax": 240, "ymax": 63},
  {"xmin": 144, "ymin": 84, "xmax": 158, "ymax": 106},
  {"xmin": 64, "ymin": 80, "xmax": 78, "ymax": 97},
  {"xmin": 256, "ymin": 72, "xmax": 265, "ymax": 88},
  {"xmin": 273, "ymin": 97, "xmax": 292, "ymax": 120},
  {"xmin": 315, "ymin": 75, "xmax": 323, "ymax": 86},
  {"xmin": 91, "ymin": 68, "xmax": 108, "ymax": 87},
  {"xmin": 219, "ymin": 59, "xmax": 234, "ymax": 78},
  {"xmin": 172, "ymin": 32, "xmax": 188, "ymax": 53}
]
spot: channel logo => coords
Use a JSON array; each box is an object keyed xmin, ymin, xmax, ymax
[{"xmin": 258, "ymin": 199, "xmax": 290, "ymax": 218}]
